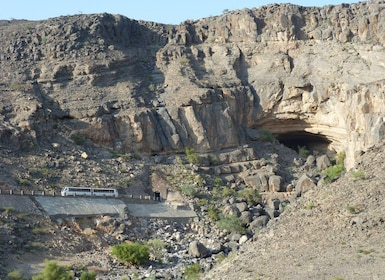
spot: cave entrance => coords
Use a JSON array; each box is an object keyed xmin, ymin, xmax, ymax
[{"xmin": 276, "ymin": 131, "xmax": 333, "ymax": 155}]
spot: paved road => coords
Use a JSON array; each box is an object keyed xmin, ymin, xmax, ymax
[
  {"xmin": 34, "ymin": 196, "xmax": 127, "ymax": 217},
  {"xmin": 125, "ymin": 202, "xmax": 196, "ymax": 218},
  {"xmin": 0, "ymin": 195, "xmax": 196, "ymax": 219}
]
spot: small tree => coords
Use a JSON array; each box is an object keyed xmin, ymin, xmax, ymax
[
  {"xmin": 32, "ymin": 260, "xmax": 73, "ymax": 280},
  {"xmin": 111, "ymin": 242, "xmax": 150, "ymax": 265}
]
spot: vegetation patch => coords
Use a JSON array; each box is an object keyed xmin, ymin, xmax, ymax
[
  {"xmin": 217, "ymin": 214, "xmax": 246, "ymax": 234},
  {"xmin": 183, "ymin": 262, "xmax": 200, "ymax": 280},
  {"xmin": 302, "ymin": 202, "xmax": 315, "ymax": 210},
  {"xmin": 323, "ymin": 151, "xmax": 346, "ymax": 183},
  {"xmin": 351, "ymin": 170, "xmax": 366, "ymax": 180},
  {"xmin": 185, "ymin": 147, "xmax": 200, "ymax": 164},
  {"xmin": 111, "ymin": 242, "xmax": 150, "ymax": 265},
  {"xmin": 70, "ymin": 133, "xmax": 86, "ymax": 145},
  {"xmin": 181, "ymin": 184, "xmax": 198, "ymax": 197},
  {"xmin": 259, "ymin": 130, "xmax": 276, "ymax": 143},
  {"xmin": 237, "ymin": 188, "xmax": 261, "ymax": 206},
  {"xmin": 298, "ymin": 145, "xmax": 310, "ymax": 157}
]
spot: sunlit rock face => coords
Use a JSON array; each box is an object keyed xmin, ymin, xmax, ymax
[{"xmin": 1, "ymin": 2, "xmax": 385, "ymax": 168}]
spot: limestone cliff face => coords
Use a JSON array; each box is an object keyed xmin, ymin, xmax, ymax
[{"xmin": 0, "ymin": 1, "xmax": 385, "ymax": 167}]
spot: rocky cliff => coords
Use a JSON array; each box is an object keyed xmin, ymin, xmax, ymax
[{"xmin": 1, "ymin": 1, "xmax": 385, "ymax": 168}]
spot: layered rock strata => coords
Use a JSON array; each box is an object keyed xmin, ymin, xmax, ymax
[{"xmin": 0, "ymin": 1, "xmax": 385, "ymax": 168}]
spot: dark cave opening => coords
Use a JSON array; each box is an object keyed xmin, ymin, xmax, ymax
[{"xmin": 276, "ymin": 131, "xmax": 333, "ymax": 155}]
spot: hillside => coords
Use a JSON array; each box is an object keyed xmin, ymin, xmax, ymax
[{"xmin": 0, "ymin": 0, "xmax": 385, "ymax": 279}]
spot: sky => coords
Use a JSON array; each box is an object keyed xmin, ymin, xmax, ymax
[{"xmin": 2, "ymin": 0, "xmax": 363, "ymax": 24}]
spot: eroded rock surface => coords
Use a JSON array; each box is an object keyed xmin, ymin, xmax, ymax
[{"xmin": 0, "ymin": 1, "xmax": 384, "ymax": 170}]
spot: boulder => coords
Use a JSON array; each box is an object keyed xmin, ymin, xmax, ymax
[
  {"xmin": 316, "ymin": 155, "xmax": 331, "ymax": 171},
  {"xmin": 249, "ymin": 215, "xmax": 270, "ymax": 230},
  {"xmin": 268, "ymin": 175, "xmax": 282, "ymax": 192},
  {"xmin": 188, "ymin": 241, "xmax": 211, "ymax": 258},
  {"xmin": 304, "ymin": 155, "xmax": 316, "ymax": 170},
  {"xmin": 223, "ymin": 205, "xmax": 241, "ymax": 217},
  {"xmin": 295, "ymin": 174, "xmax": 316, "ymax": 194},
  {"xmin": 240, "ymin": 211, "xmax": 252, "ymax": 226},
  {"xmin": 234, "ymin": 202, "xmax": 248, "ymax": 212},
  {"xmin": 244, "ymin": 172, "xmax": 269, "ymax": 192}
]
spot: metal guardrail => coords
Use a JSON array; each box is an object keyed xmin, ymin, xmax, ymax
[{"xmin": 0, "ymin": 189, "xmax": 153, "ymax": 200}]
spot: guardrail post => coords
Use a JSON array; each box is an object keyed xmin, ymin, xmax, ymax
[
  {"xmin": 0, "ymin": 189, "xmax": 2, "ymax": 194},
  {"xmin": 10, "ymin": 189, "xmax": 12, "ymax": 195},
  {"xmin": 21, "ymin": 190, "xmax": 24, "ymax": 195},
  {"xmin": 42, "ymin": 191, "xmax": 45, "ymax": 196},
  {"xmin": 31, "ymin": 190, "xmax": 34, "ymax": 196}
]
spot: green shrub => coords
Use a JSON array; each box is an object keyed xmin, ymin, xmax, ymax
[
  {"xmin": 147, "ymin": 239, "xmax": 165, "ymax": 262},
  {"xmin": 207, "ymin": 206, "xmax": 220, "ymax": 221},
  {"xmin": 351, "ymin": 170, "xmax": 365, "ymax": 180},
  {"xmin": 302, "ymin": 202, "xmax": 315, "ymax": 210},
  {"xmin": 298, "ymin": 146, "xmax": 310, "ymax": 157},
  {"xmin": 32, "ymin": 227, "xmax": 50, "ymax": 234},
  {"xmin": 323, "ymin": 151, "xmax": 346, "ymax": 183},
  {"xmin": 70, "ymin": 134, "xmax": 86, "ymax": 145},
  {"xmin": 19, "ymin": 179, "xmax": 31, "ymax": 186},
  {"xmin": 181, "ymin": 184, "xmax": 198, "ymax": 197},
  {"xmin": 213, "ymin": 177, "xmax": 222, "ymax": 187},
  {"xmin": 2, "ymin": 206, "xmax": 14, "ymax": 215},
  {"xmin": 7, "ymin": 270, "xmax": 24, "ymax": 280},
  {"xmin": 260, "ymin": 130, "xmax": 275, "ymax": 142},
  {"xmin": 148, "ymin": 83, "xmax": 156, "ymax": 92},
  {"xmin": 213, "ymin": 186, "xmax": 235, "ymax": 198},
  {"xmin": 323, "ymin": 164, "xmax": 345, "ymax": 184},
  {"xmin": 346, "ymin": 205, "xmax": 358, "ymax": 214},
  {"xmin": 335, "ymin": 151, "xmax": 346, "ymax": 166},
  {"xmin": 80, "ymin": 270, "xmax": 96, "ymax": 280},
  {"xmin": 111, "ymin": 242, "xmax": 150, "ymax": 265},
  {"xmin": 217, "ymin": 214, "xmax": 246, "ymax": 234},
  {"xmin": 183, "ymin": 262, "xmax": 200, "ymax": 280},
  {"xmin": 9, "ymin": 83, "xmax": 24, "ymax": 91},
  {"xmin": 32, "ymin": 260, "xmax": 73, "ymax": 280},
  {"xmin": 237, "ymin": 188, "xmax": 261, "ymax": 206},
  {"xmin": 185, "ymin": 147, "xmax": 199, "ymax": 164}
]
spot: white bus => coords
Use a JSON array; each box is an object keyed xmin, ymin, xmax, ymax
[{"xmin": 61, "ymin": 187, "xmax": 119, "ymax": 198}]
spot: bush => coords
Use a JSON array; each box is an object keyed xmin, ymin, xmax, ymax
[
  {"xmin": 323, "ymin": 151, "xmax": 346, "ymax": 183},
  {"xmin": 298, "ymin": 146, "xmax": 310, "ymax": 157},
  {"xmin": 323, "ymin": 164, "xmax": 345, "ymax": 183},
  {"xmin": 7, "ymin": 270, "xmax": 24, "ymax": 280},
  {"xmin": 32, "ymin": 260, "xmax": 73, "ymax": 280},
  {"xmin": 185, "ymin": 147, "xmax": 199, "ymax": 164},
  {"xmin": 217, "ymin": 214, "xmax": 246, "ymax": 234},
  {"xmin": 70, "ymin": 134, "xmax": 86, "ymax": 145},
  {"xmin": 260, "ymin": 130, "xmax": 275, "ymax": 142},
  {"xmin": 351, "ymin": 170, "xmax": 365, "ymax": 180},
  {"xmin": 147, "ymin": 239, "xmax": 165, "ymax": 262},
  {"xmin": 335, "ymin": 151, "xmax": 346, "ymax": 166},
  {"xmin": 237, "ymin": 188, "xmax": 261, "ymax": 206},
  {"xmin": 181, "ymin": 184, "xmax": 198, "ymax": 197},
  {"xmin": 80, "ymin": 270, "xmax": 96, "ymax": 280},
  {"xmin": 207, "ymin": 206, "xmax": 220, "ymax": 221},
  {"xmin": 111, "ymin": 242, "xmax": 150, "ymax": 265},
  {"xmin": 346, "ymin": 205, "xmax": 358, "ymax": 214},
  {"xmin": 302, "ymin": 202, "xmax": 315, "ymax": 210},
  {"xmin": 183, "ymin": 262, "xmax": 200, "ymax": 280},
  {"xmin": 213, "ymin": 185, "xmax": 235, "ymax": 198}
]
